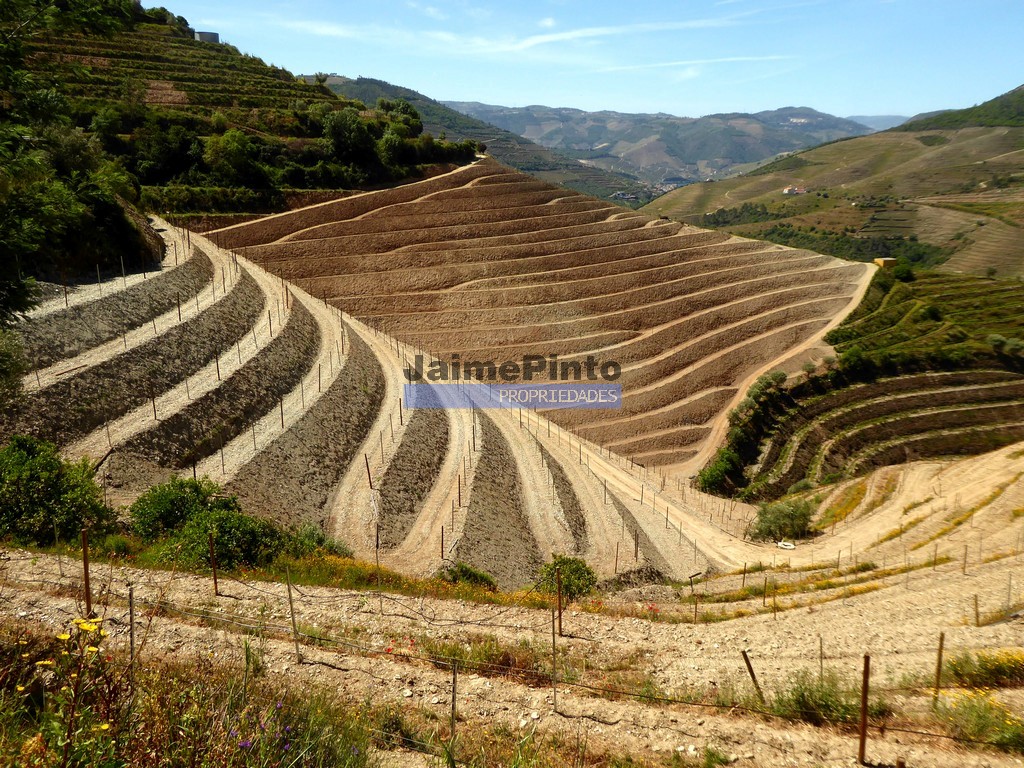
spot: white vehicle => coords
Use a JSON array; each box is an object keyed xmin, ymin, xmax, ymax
[{"xmin": 777, "ymin": 540, "xmax": 796, "ymax": 550}]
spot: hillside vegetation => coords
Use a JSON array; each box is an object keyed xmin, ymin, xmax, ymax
[
  {"xmin": 697, "ymin": 265, "xmax": 1024, "ymax": 498},
  {"xmin": 22, "ymin": 8, "xmax": 478, "ymax": 216},
  {"xmin": 899, "ymin": 83, "xmax": 1024, "ymax": 130}
]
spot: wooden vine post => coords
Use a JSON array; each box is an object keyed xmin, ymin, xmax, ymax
[
  {"xmin": 858, "ymin": 654, "xmax": 871, "ymax": 765},
  {"xmin": 932, "ymin": 631, "xmax": 945, "ymax": 707},
  {"xmin": 556, "ymin": 567, "xmax": 563, "ymax": 637},
  {"xmin": 81, "ymin": 528, "xmax": 93, "ymax": 618},
  {"xmin": 741, "ymin": 650, "xmax": 764, "ymax": 704}
]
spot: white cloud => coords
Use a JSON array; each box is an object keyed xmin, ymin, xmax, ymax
[
  {"xmin": 538, "ymin": 17, "xmax": 556, "ymax": 28},
  {"xmin": 669, "ymin": 66, "xmax": 702, "ymax": 82},
  {"xmin": 505, "ymin": 17, "xmax": 742, "ymax": 52},
  {"xmin": 406, "ymin": 1, "xmax": 447, "ymax": 20},
  {"xmin": 280, "ymin": 12, "xmax": 752, "ymax": 70},
  {"xmin": 601, "ymin": 55, "xmax": 795, "ymax": 73}
]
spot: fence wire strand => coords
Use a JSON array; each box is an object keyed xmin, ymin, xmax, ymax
[{"xmin": 1, "ymin": 548, "xmax": 1020, "ymax": 754}]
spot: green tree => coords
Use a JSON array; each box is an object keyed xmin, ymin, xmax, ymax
[
  {"xmin": 376, "ymin": 129, "xmax": 408, "ymax": 168},
  {"xmin": 203, "ymin": 129, "xmax": 270, "ymax": 188},
  {"xmin": 747, "ymin": 499, "xmax": 814, "ymax": 542},
  {"xmin": 322, "ymin": 108, "xmax": 374, "ymax": 165},
  {"xmin": 0, "ymin": 435, "xmax": 115, "ymax": 546},
  {"xmin": 129, "ymin": 476, "xmax": 238, "ymax": 542},
  {"xmin": 537, "ymin": 555, "xmax": 597, "ymax": 601}
]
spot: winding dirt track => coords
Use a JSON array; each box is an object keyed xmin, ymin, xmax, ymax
[
  {"xmin": 65, "ymin": 227, "xmax": 276, "ymax": 464},
  {"xmin": 324, "ymin": 318, "xmax": 413, "ymax": 558},
  {"xmin": 190, "ymin": 239, "xmax": 349, "ymax": 484}
]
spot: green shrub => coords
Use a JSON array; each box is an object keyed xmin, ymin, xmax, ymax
[
  {"xmin": 283, "ymin": 522, "xmax": 351, "ymax": 559},
  {"xmin": 893, "ymin": 261, "xmax": 916, "ymax": 282},
  {"xmin": 95, "ymin": 534, "xmax": 137, "ymax": 559},
  {"xmin": 159, "ymin": 508, "xmax": 284, "ymax": 571},
  {"xmin": 129, "ymin": 476, "xmax": 236, "ymax": 541},
  {"xmin": 748, "ymin": 499, "xmax": 814, "ymax": 541},
  {"xmin": 771, "ymin": 669, "xmax": 889, "ymax": 726},
  {"xmin": 947, "ymin": 649, "xmax": 1024, "ymax": 688},
  {"xmin": 0, "ymin": 435, "xmax": 115, "ymax": 546},
  {"xmin": 537, "ymin": 555, "xmax": 597, "ymax": 602},
  {"xmin": 439, "ymin": 561, "xmax": 497, "ymax": 592},
  {"xmin": 939, "ymin": 691, "xmax": 1024, "ymax": 754}
]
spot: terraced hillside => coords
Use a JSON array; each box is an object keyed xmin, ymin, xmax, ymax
[
  {"xmin": 5, "ymin": 211, "xmax": 723, "ymax": 590},
  {"xmin": 9, "ymin": 163, "xmax": 1024, "ymax": 610},
  {"xmin": 26, "ymin": 26, "xmax": 336, "ymax": 113},
  {"xmin": 20, "ymin": 14, "xmax": 476, "ymax": 221},
  {"xmin": 212, "ymin": 157, "xmax": 873, "ymax": 477},
  {"xmin": 747, "ymin": 371, "xmax": 1024, "ymax": 499},
  {"xmin": 643, "ymin": 124, "xmax": 1024, "ymax": 278}
]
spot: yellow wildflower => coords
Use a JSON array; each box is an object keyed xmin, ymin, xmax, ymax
[
  {"xmin": 86, "ymin": 646, "xmax": 99, "ymax": 653},
  {"xmin": 56, "ymin": 633, "xmax": 70, "ymax": 641},
  {"xmin": 16, "ymin": 685, "xmax": 24, "ymax": 692},
  {"xmin": 79, "ymin": 622, "xmax": 98, "ymax": 632}
]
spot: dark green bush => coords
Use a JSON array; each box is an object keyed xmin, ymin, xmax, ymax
[
  {"xmin": 129, "ymin": 476, "xmax": 236, "ymax": 541},
  {"xmin": 160, "ymin": 507, "xmax": 284, "ymax": 570},
  {"xmin": 283, "ymin": 522, "xmax": 351, "ymax": 559},
  {"xmin": 439, "ymin": 561, "xmax": 497, "ymax": 592},
  {"xmin": 748, "ymin": 499, "xmax": 814, "ymax": 541},
  {"xmin": 0, "ymin": 435, "xmax": 114, "ymax": 546},
  {"xmin": 772, "ymin": 669, "xmax": 861, "ymax": 725},
  {"xmin": 537, "ymin": 555, "xmax": 597, "ymax": 602}
]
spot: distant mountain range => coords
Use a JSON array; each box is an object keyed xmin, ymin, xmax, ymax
[
  {"xmin": 644, "ymin": 82, "xmax": 1024, "ymax": 279},
  {"xmin": 321, "ymin": 77, "xmax": 653, "ymax": 204},
  {"xmin": 845, "ymin": 115, "xmax": 909, "ymax": 131},
  {"xmin": 443, "ymin": 102, "xmax": 874, "ymax": 185}
]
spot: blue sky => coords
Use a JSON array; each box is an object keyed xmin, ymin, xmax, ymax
[{"xmin": 173, "ymin": 0, "xmax": 1023, "ymax": 118}]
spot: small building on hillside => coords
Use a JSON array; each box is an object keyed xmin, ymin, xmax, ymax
[
  {"xmin": 782, "ymin": 185, "xmax": 807, "ymax": 195},
  {"xmin": 194, "ymin": 30, "xmax": 220, "ymax": 43},
  {"xmin": 873, "ymin": 257, "xmax": 898, "ymax": 269}
]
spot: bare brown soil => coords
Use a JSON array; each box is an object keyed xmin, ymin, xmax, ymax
[
  {"xmin": 272, "ymin": 224, "xmax": 709, "ymax": 296},
  {"xmin": 224, "ymin": 333, "xmax": 385, "ymax": 530},
  {"xmin": 248, "ymin": 210, "xmax": 644, "ymax": 268},
  {"xmin": 7, "ymin": 528, "xmax": 1024, "ymax": 768},
  {"xmin": 377, "ymin": 408, "xmax": 450, "ymax": 548},
  {"xmin": 211, "ymin": 160, "xmax": 870, "ymax": 468},
  {"xmin": 214, "ymin": 161, "xmax": 505, "ymax": 248},
  {"xmin": 18, "ymin": 248, "xmax": 212, "ymax": 370},
  {"xmin": 119, "ymin": 296, "xmax": 319, "ymax": 470},
  {"xmin": 537, "ymin": 441, "xmax": 587, "ymax": 554},
  {"xmin": 0, "ymin": 271, "xmax": 264, "ymax": 448},
  {"xmin": 454, "ymin": 411, "xmax": 544, "ymax": 589}
]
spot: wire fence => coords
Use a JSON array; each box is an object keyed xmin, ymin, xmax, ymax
[{"xmin": 3, "ymin": 546, "xmax": 1021, "ymax": 761}]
